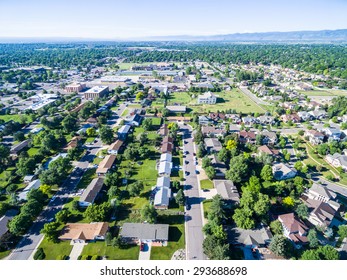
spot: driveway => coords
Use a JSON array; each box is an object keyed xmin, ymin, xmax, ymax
[
  {"xmin": 138, "ymin": 242, "xmax": 151, "ymax": 260},
  {"xmin": 69, "ymin": 242, "xmax": 86, "ymax": 260}
]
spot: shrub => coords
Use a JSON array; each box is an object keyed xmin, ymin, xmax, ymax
[
  {"xmin": 56, "ymin": 255, "xmax": 68, "ymax": 260},
  {"xmin": 33, "ymin": 248, "xmax": 46, "ymax": 260},
  {"xmin": 91, "ymin": 255, "xmax": 100, "ymax": 260}
]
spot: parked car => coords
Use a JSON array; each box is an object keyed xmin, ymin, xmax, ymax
[{"xmin": 140, "ymin": 242, "xmax": 145, "ymax": 251}]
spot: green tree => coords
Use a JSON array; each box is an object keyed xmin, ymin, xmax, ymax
[
  {"xmin": 217, "ymin": 148, "xmax": 229, "ymax": 163},
  {"xmin": 142, "ymin": 118, "xmax": 152, "ymax": 131},
  {"xmin": 296, "ymin": 203, "xmax": 309, "ymax": 220},
  {"xmin": 14, "ymin": 131, "xmax": 25, "ymax": 142},
  {"xmin": 226, "ymin": 139, "xmax": 237, "ymax": 151},
  {"xmin": 55, "ymin": 209, "xmax": 71, "ymax": 223},
  {"xmin": 99, "ymin": 125, "xmax": 114, "ymax": 144},
  {"xmin": 270, "ymin": 220, "xmax": 283, "ymax": 235},
  {"xmin": 282, "ymin": 196, "xmax": 295, "ymax": 208},
  {"xmin": 40, "ymin": 221, "xmax": 60, "ymax": 242},
  {"xmin": 208, "ymin": 195, "xmax": 226, "ymax": 225},
  {"xmin": 86, "ymin": 127, "xmax": 97, "ymax": 137},
  {"xmin": 253, "ymin": 193, "xmax": 270, "ymax": 217},
  {"xmin": 317, "ymin": 245, "xmax": 339, "ymax": 260},
  {"xmin": 8, "ymin": 214, "xmax": 32, "ymax": 235},
  {"xmin": 300, "ymin": 249, "xmax": 320, "ymax": 260},
  {"xmin": 307, "ymin": 229, "xmax": 319, "ymax": 248},
  {"xmin": 175, "ymin": 189, "xmax": 185, "ymax": 206},
  {"xmin": 16, "ymin": 157, "xmax": 36, "ymax": 176},
  {"xmin": 205, "ymin": 166, "xmax": 216, "ymax": 180},
  {"xmin": 232, "ymin": 208, "xmax": 255, "ymax": 229},
  {"xmin": 62, "ymin": 114, "xmax": 78, "ymax": 133},
  {"xmin": 225, "ymin": 155, "xmax": 248, "ymax": 183},
  {"xmin": 128, "ymin": 181, "xmax": 144, "ymax": 197},
  {"xmin": 141, "ymin": 204, "xmax": 157, "ymax": 223},
  {"xmin": 338, "ymin": 225, "xmax": 347, "ymax": 239},
  {"xmin": 34, "ymin": 248, "xmax": 46, "ymax": 260},
  {"xmin": 260, "ymin": 164, "xmax": 273, "ymax": 182},
  {"xmin": 84, "ymin": 202, "xmax": 111, "ymax": 222},
  {"xmin": 202, "ymin": 235, "xmax": 229, "ymax": 260},
  {"xmin": 269, "ymin": 235, "xmax": 293, "ymax": 258}
]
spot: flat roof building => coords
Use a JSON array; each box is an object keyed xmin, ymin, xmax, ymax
[{"xmin": 84, "ymin": 86, "xmax": 109, "ymax": 100}]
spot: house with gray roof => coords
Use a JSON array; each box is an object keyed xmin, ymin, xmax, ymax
[
  {"xmin": 156, "ymin": 177, "xmax": 170, "ymax": 189},
  {"xmin": 0, "ymin": 209, "xmax": 19, "ymax": 239},
  {"xmin": 204, "ymin": 138, "xmax": 222, "ymax": 153},
  {"xmin": 213, "ymin": 180, "xmax": 240, "ymax": 203},
  {"xmin": 272, "ymin": 163, "xmax": 297, "ymax": 180},
  {"xmin": 326, "ymin": 153, "xmax": 347, "ymax": 171},
  {"xmin": 18, "ymin": 179, "xmax": 41, "ymax": 201},
  {"xmin": 79, "ymin": 178, "xmax": 104, "ymax": 207},
  {"xmin": 153, "ymin": 187, "xmax": 171, "ymax": 210},
  {"xmin": 230, "ymin": 224, "xmax": 273, "ymax": 249},
  {"xmin": 119, "ymin": 223, "xmax": 169, "ymax": 244}
]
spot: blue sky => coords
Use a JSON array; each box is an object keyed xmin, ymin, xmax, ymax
[{"xmin": 0, "ymin": 0, "xmax": 346, "ymax": 38}]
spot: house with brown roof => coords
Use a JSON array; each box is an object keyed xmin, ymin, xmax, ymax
[
  {"xmin": 257, "ymin": 145, "xmax": 280, "ymax": 158},
  {"xmin": 59, "ymin": 222, "xmax": 109, "ymax": 243},
  {"xmin": 64, "ymin": 136, "xmax": 81, "ymax": 151},
  {"xmin": 107, "ymin": 140, "xmax": 123, "ymax": 155},
  {"xmin": 238, "ymin": 130, "xmax": 256, "ymax": 144},
  {"xmin": 278, "ymin": 213, "xmax": 308, "ymax": 248},
  {"xmin": 162, "ymin": 136, "xmax": 173, "ymax": 145},
  {"xmin": 96, "ymin": 155, "xmax": 116, "ymax": 176},
  {"xmin": 280, "ymin": 114, "xmax": 301, "ymax": 123},
  {"xmin": 79, "ymin": 178, "xmax": 104, "ymax": 207},
  {"xmin": 161, "ymin": 142, "xmax": 173, "ymax": 154},
  {"xmin": 201, "ymin": 126, "xmax": 226, "ymax": 138},
  {"xmin": 208, "ymin": 112, "xmax": 225, "ymax": 122},
  {"xmin": 261, "ymin": 131, "xmax": 278, "ymax": 145},
  {"xmin": 304, "ymin": 198, "xmax": 340, "ymax": 228},
  {"xmin": 158, "ymin": 124, "xmax": 168, "ymax": 137},
  {"xmin": 304, "ymin": 130, "xmax": 324, "ymax": 145}
]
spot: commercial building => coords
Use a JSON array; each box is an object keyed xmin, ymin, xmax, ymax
[
  {"xmin": 84, "ymin": 86, "xmax": 109, "ymax": 100},
  {"xmin": 65, "ymin": 82, "xmax": 86, "ymax": 93}
]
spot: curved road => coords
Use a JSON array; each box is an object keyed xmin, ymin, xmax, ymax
[{"xmin": 179, "ymin": 123, "xmax": 206, "ymax": 260}]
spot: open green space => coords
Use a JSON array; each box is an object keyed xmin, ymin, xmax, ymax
[
  {"xmin": 200, "ymin": 179, "xmax": 214, "ymax": 190},
  {"xmin": 0, "ymin": 250, "xmax": 11, "ymax": 260},
  {"xmin": 150, "ymin": 215, "xmax": 185, "ymax": 260},
  {"xmin": 187, "ymin": 89, "xmax": 266, "ymax": 114},
  {"xmin": 0, "ymin": 114, "xmax": 27, "ymax": 123},
  {"xmin": 167, "ymin": 92, "xmax": 192, "ymax": 105},
  {"xmin": 27, "ymin": 147, "xmax": 40, "ymax": 157},
  {"xmin": 81, "ymin": 241, "xmax": 139, "ymax": 260},
  {"xmin": 38, "ymin": 238, "xmax": 73, "ymax": 260},
  {"xmin": 298, "ymin": 89, "xmax": 347, "ymax": 96},
  {"xmin": 85, "ymin": 137, "xmax": 95, "ymax": 144},
  {"xmin": 121, "ymin": 108, "xmax": 129, "ymax": 117}
]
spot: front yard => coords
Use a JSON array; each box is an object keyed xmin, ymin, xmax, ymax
[
  {"xmin": 38, "ymin": 238, "xmax": 73, "ymax": 260},
  {"xmin": 81, "ymin": 241, "xmax": 139, "ymax": 260}
]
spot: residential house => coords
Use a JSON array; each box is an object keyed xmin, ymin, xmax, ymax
[
  {"xmin": 124, "ymin": 114, "xmax": 142, "ymax": 126},
  {"xmin": 326, "ymin": 153, "xmax": 347, "ymax": 171},
  {"xmin": 272, "ymin": 163, "xmax": 297, "ymax": 180},
  {"xmin": 59, "ymin": 222, "xmax": 109, "ymax": 243},
  {"xmin": 161, "ymin": 142, "xmax": 173, "ymax": 154},
  {"xmin": 278, "ymin": 213, "xmax": 308, "ymax": 248},
  {"xmin": 10, "ymin": 139, "xmax": 30, "ymax": 156},
  {"xmin": 257, "ymin": 145, "xmax": 280, "ymax": 158},
  {"xmin": 153, "ymin": 187, "xmax": 171, "ymax": 210},
  {"xmin": 0, "ymin": 210, "xmax": 19, "ymax": 240},
  {"xmin": 280, "ymin": 114, "xmax": 301, "ymax": 123},
  {"xmin": 160, "ymin": 153, "xmax": 172, "ymax": 163},
  {"xmin": 201, "ymin": 126, "xmax": 226, "ymax": 138},
  {"xmin": 158, "ymin": 161, "xmax": 172, "ymax": 177},
  {"xmin": 230, "ymin": 225, "xmax": 273, "ymax": 249},
  {"xmin": 166, "ymin": 106, "xmax": 187, "ymax": 113},
  {"xmin": 209, "ymin": 154, "xmax": 227, "ymax": 178},
  {"xmin": 304, "ymin": 198, "xmax": 340, "ymax": 228},
  {"xmin": 307, "ymin": 183, "xmax": 340, "ymax": 210},
  {"xmin": 209, "ymin": 112, "xmax": 225, "ymax": 122},
  {"xmin": 117, "ymin": 125, "xmax": 131, "ymax": 140},
  {"xmin": 305, "ymin": 130, "xmax": 325, "ymax": 145},
  {"xmin": 257, "ymin": 115, "xmax": 275, "ymax": 125},
  {"xmin": 238, "ymin": 130, "xmax": 256, "ymax": 144},
  {"xmin": 107, "ymin": 140, "xmax": 124, "ymax": 155},
  {"xmin": 23, "ymin": 174, "xmax": 37, "ymax": 184},
  {"xmin": 242, "ymin": 116, "xmax": 258, "ymax": 126},
  {"xmin": 229, "ymin": 124, "xmax": 241, "ymax": 134},
  {"xmin": 96, "ymin": 155, "xmax": 116, "ymax": 176},
  {"xmin": 156, "ymin": 176, "xmax": 171, "ymax": 189},
  {"xmin": 213, "ymin": 179, "xmax": 240, "ymax": 204},
  {"xmin": 204, "ymin": 138, "xmax": 222, "ymax": 153},
  {"xmin": 119, "ymin": 223, "xmax": 169, "ymax": 245},
  {"xmin": 309, "ymin": 110, "xmax": 327, "ymax": 120},
  {"xmin": 64, "ymin": 136, "xmax": 81, "ymax": 151},
  {"xmin": 79, "ymin": 178, "xmax": 104, "ymax": 207},
  {"xmin": 197, "ymin": 91, "xmax": 217, "ymax": 104},
  {"xmin": 18, "ymin": 179, "xmax": 41, "ymax": 201},
  {"xmin": 158, "ymin": 124, "xmax": 168, "ymax": 137},
  {"xmin": 297, "ymin": 111, "xmax": 312, "ymax": 122},
  {"xmin": 261, "ymin": 131, "xmax": 278, "ymax": 145},
  {"xmin": 198, "ymin": 116, "xmax": 212, "ymax": 125},
  {"xmin": 323, "ymin": 127, "xmax": 341, "ymax": 141},
  {"xmin": 226, "ymin": 114, "xmax": 241, "ymax": 124}
]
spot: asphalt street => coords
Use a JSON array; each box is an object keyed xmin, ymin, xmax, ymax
[{"xmin": 180, "ymin": 124, "xmax": 206, "ymax": 260}]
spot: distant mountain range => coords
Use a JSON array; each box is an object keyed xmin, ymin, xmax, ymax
[
  {"xmin": 1, "ymin": 29, "xmax": 347, "ymax": 43},
  {"xmin": 146, "ymin": 29, "xmax": 347, "ymax": 42}
]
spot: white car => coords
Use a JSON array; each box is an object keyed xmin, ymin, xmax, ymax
[{"xmin": 50, "ymin": 195, "xmax": 57, "ymax": 202}]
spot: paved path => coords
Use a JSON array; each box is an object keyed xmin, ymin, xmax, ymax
[
  {"xmin": 180, "ymin": 124, "xmax": 206, "ymax": 260},
  {"xmin": 138, "ymin": 242, "xmax": 151, "ymax": 260},
  {"xmin": 69, "ymin": 242, "xmax": 86, "ymax": 260},
  {"xmin": 239, "ymin": 86, "xmax": 270, "ymax": 106}
]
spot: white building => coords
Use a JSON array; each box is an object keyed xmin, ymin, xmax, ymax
[{"xmin": 197, "ymin": 91, "xmax": 217, "ymax": 104}]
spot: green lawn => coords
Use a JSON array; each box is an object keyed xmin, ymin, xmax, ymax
[
  {"xmin": 298, "ymin": 89, "xmax": 347, "ymax": 96},
  {"xmin": 202, "ymin": 200, "xmax": 212, "ymax": 219},
  {"xmin": 200, "ymin": 179, "xmax": 214, "ymax": 190},
  {"xmin": 81, "ymin": 241, "xmax": 140, "ymax": 260},
  {"xmin": 38, "ymin": 238, "xmax": 73, "ymax": 260},
  {"xmin": 167, "ymin": 92, "xmax": 192, "ymax": 105},
  {"xmin": 0, "ymin": 114, "xmax": 27, "ymax": 123},
  {"xmin": 189, "ymin": 88, "xmax": 266, "ymax": 114},
  {"xmin": 27, "ymin": 147, "xmax": 40, "ymax": 157},
  {"xmin": 85, "ymin": 137, "xmax": 95, "ymax": 144},
  {"xmin": 121, "ymin": 108, "xmax": 129, "ymax": 117},
  {"xmin": 0, "ymin": 250, "xmax": 11, "ymax": 260},
  {"xmin": 150, "ymin": 215, "xmax": 185, "ymax": 260},
  {"xmin": 151, "ymin": 117, "xmax": 162, "ymax": 126},
  {"xmin": 63, "ymin": 196, "xmax": 89, "ymax": 223}
]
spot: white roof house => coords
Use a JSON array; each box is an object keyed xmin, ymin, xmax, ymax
[
  {"xmin": 156, "ymin": 177, "xmax": 171, "ymax": 189},
  {"xmin": 272, "ymin": 163, "xmax": 297, "ymax": 180},
  {"xmin": 153, "ymin": 187, "xmax": 171, "ymax": 209},
  {"xmin": 197, "ymin": 91, "xmax": 217, "ymax": 104},
  {"xmin": 160, "ymin": 153, "xmax": 172, "ymax": 163},
  {"xmin": 18, "ymin": 179, "xmax": 41, "ymax": 201},
  {"xmin": 158, "ymin": 161, "xmax": 172, "ymax": 177}
]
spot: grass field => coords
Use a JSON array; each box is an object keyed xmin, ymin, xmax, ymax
[
  {"xmin": 0, "ymin": 114, "xmax": 27, "ymax": 123},
  {"xmin": 81, "ymin": 241, "xmax": 139, "ymax": 260},
  {"xmin": 0, "ymin": 250, "xmax": 10, "ymax": 260},
  {"xmin": 38, "ymin": 238, "xmax": 73, "ymax": 260},
  {"xmin": 27, "ymin": 147, "xmax": 40, "ymax": 157},
  {"xmin": 150, "ymin": 215, "xmax": 185, "ymax": 260},
  {"xmin": 298, "ymin": 89, "xmax": 347, "ymax": 96},
  {"xmin": 167, "ymin": 92, "xmax": 192, "ymax": 105},
  {"xmin": 76, "ymin": 168, "xmax": 97, "ymax": 190},
  {"xmin": 187, "ymin": 89, "xmax": 266, "ymax": 114},
  {"xmin": 200, "ymin": 179, "xmax": 214, "ymax": 190},
  {"xmin": 202, "ymin": 200, "xmax": 212, "ymax": 219}
]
